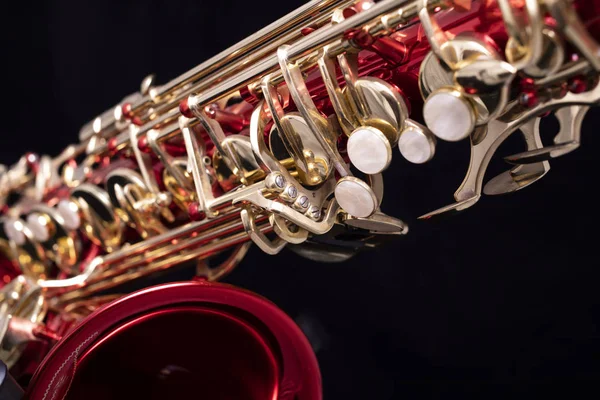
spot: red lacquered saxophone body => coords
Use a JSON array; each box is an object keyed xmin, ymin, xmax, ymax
[{"xmin": 1, "ymin": 0, "xmax": 599, "ymax": 398}]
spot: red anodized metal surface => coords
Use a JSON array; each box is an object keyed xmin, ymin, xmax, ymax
[
  {"xmin": 11, "ymin": 1, "xmax": 600, "ymax": 398},
  {"xmin": 25, "ymin": 281, "xmax": 321, "ymax": 400}
]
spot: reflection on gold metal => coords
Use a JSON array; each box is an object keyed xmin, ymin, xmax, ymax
[
  {"xmin": 163, "ymin": 159, "xmax": 196, "ymax": 211},
  {"xmin": 241, "ymin": 206, "xmax": 286, "ymax": 255},
  {"xmin": 482, "ymin": 118, "xmax": 550, "ymax": 196},
  {"xmin": 278, "ymin": 44, "xmax": 351, "ymax": 177},
  {"xmin": 318, "ymin": 47, "xmax": 358, "ymax": 136},
  {"xmin": 54, "ymin": 236, "xmax": 79, "ymax": 273},
  {"xmin": 16, "ymin": 249, "xmax": 46, "ymax": 278},
  {"xmin": 270, "ymin": 214, "xmax": 309, "ymax": 245},
  {"xmin": 523, "ymin": 29, "xmax": 565, "ymax": 78},
  {"xmin": 0, "ymin": 275, "xmax": 46, "ymax": 368},
  {"xmin": 28, "ymin": 205, "xmax": 81, "ymax": 275},
  {"xmin": 189, "ymin": 100, "xmax": 247, "ymax": 182},
  {"xmin": 71, "ymin": 184, "xmax": 124, "ymax": 252},
  {"xmin": 0, "ymin": 0, "xmax": 598, "ymax": 372},
  {"xmin": 341, "ymin": 210, "xmax": 408, "ymax": 235},
  {"xmin": 421, "ymin": 71, "xmax": 600, "ymax": 219},
  {"xmin": 147, "ymin": 128, "xmax": 196, "ymax": 211},
  {"xmin": 61, "ymin": 294, "xmax": 122, "ymax": 320},
  {"xmin": 262, "ymin": 78, "xmax": 310, "ymax": 173},
  {"xmin": 106, "ymin": 169, "xmax": 169, "ymax": 238},
  {"xmin": 345, "ymin": 78, "xmax": 408, "ymax": 144},
  {"xmin": 505, "ymin": 105, "xmax": 589, "ymax": 164},
  {"xmin": 61, "ymin": 154, "xmax": 95, "ymax": 188},
  {"xmin": 498, "ymin": 0, "xmax": 543, "ymax": 70},
  {"xmin": 249, "ymin": 100, "xmax": 337, "ymax": 210},
  {"xmin": 6, "ymin": 222, "xmax": 49, "ymax": 279},
  {"xmin": 262, "ymin": 78, "xmax": 330, "ymax": 186},
  {"xmin": 195, "ymin": 243, "xmax": 252, "ymax": 281},
  {"xmin": 275, "ymin": 114, "xmax": 331, "ymax": 184},
  {"xmin": 418, "ymin": 35, "xmax": 515, "ymax": 128},
  {"xmin": 55, "ymin": 220, "xmax": 271, "ymax": 305},
  {"xmin": 213, "ymin": 135, "xmax": 263, "ymax": 190}
]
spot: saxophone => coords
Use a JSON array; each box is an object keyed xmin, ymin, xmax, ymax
[{"xmin": 1, "ymin": 0, "xmax": 598, "ymax": 398}]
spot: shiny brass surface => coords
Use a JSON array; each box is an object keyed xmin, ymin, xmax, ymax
[
  {"xmin": 0, "ymin": 0, "xmax": 598, "ymax": 377},
  {"xmin": 421, "ymin": 68, "xmax": 600, "ymax": 219},
  {"xmin": 70, "ymin": 184, "xmax": 124, "ymax": 252},
  {"xmin": 0, "ymin": 276, "xmax": 46, "ymax": 368}
]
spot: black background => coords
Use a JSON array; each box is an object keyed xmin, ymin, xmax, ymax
[{"xmin": 2, "ymin": 0, "xmax": 600, "ymax": 398}]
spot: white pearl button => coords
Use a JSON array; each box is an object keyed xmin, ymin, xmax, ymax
[
  {"xmin": 57, "ymin": 199, "xmax": 81, "ymax": 230},
  {"xmin": 398, "ymin": 126, "xmax": 435, "ymax": 164},
  {"xmin": 3, "ymin": 218, "xmax": 26, "ymax": 246},
  {"xmin": 334, "ymin": 177, "xmax": 377, "ymax": 218},
  {"xmin": 26, "ymin": 213, "xmax": 50, "ymax": 242},
  {"xmin": 423, "ymin": 89, "xmax": 475, "ymax": 142},
  {"xmin": 347, "ymin": 127, "xmax": 392, "ymax": 175}
]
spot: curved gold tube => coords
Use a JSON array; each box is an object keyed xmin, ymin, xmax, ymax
[
  {"xmin": 28, "ymin": 205, "xmax": 79, "ymax": 274},
  {"xmin": 277, "ymin": 44, "xmax": 351, "ymax": 177},
  {"xmin": 128, "ymin": 124, "xmax": 160, "ymax": 195},
  {"xmin": 260, "ymin": 76, "xmax": 310, "ymax": 175},
  {"xmin": 338, "ymin": 52, "xmax": 372, "ymax": 121},
  {"xmin": 146, "ymin": 129, "xmax": 192, "ymax": 192},
  {"xmin": 196, "ymin": 242, "xmax": 252, "ymax": 281},
  {"xmin": 241, "ymin": 206, "xmax": 286, "ymax": 255},
  {"xmin": 419, "ymin": 0, "xmax": 542, "ymax": 72},
  {"xmin": 497, "ymin": 0, "xmax": 543, "ymax": 70},
  {"xmin": 179, "ymin": 115, "xmax": 218, "ymax": 218},
  {"xmin": 270, "ymin": 214, "xmax": 309, "ymax": 245},
  {"xmin": 317, "ymin": 48, "xmax": 358, "ymax": 136},
  {"xmin": 248, "ymin": 100, "xmax": 336, "ymax": 207},
  {"xmin": 188, "ymin": 96, "xmax": 245, "ymax": 177},
  {"xmin": 39, "ymin": 256, "xmax": 104, "ymax": 289},
  {"xmin": 249, "ymin": 100, "xmax": 297, "ymax": 177},
  {"xmin": 417, "ymin": 0, "xmax": 456, "ymax": 68}
]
